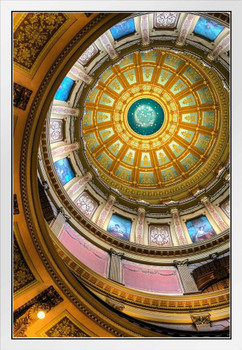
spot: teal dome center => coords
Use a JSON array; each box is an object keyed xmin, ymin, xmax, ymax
[{"xmin": 127, "ymin": 98, "xmax": 164, "ymax": 136}]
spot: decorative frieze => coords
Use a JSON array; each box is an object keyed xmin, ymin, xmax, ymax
[
  {"xmin": 13, "ymin": 13, "xmax": 68, "ymax": 71},
  {"xmin": 176, "ymin": 14, "xmax": 196, "ymax": 46},
  {"xmin": 201, "ymin": 196, "xmax": 228, "ymax": 231},
  {"xmin": 154, "ymin": 12, "xmax": 179, "ymax": 28},
  {"xmin": 99, "ymin": 33, "xmax": 118, "ymax": 59},
  {"xmin": 149, "ymin": 224, "xmax": 173, "ymax": 247},
  {"xmin": 51, "ymin": 105, "xmax": 79, "ymax": 116},
  {"xmin": 14, "ymin": 235, "xmax": 36, "ymax": 293},
  {"xmin": 174, "ymin": 259, "xmax": 199, "ymax": 294},
  {"xmin": 45, "ymin": 316, "xmax": 89, "ymax": 337},
  {"xmin": 52, "ymin": 142, "xmax": 80, "ymax": 160},
  {"xmin": 74, "ymin": 191, "xmax": 98, "ymax": 219},
  {"xmin": 135, "ymin": 207, "xmax": 145, "ymax": 244},
  {"xmin": 49, "ymin": 119, "xmax": 64, "ymax": 143},
  {"xmin": 96, "ymin": 195, "xmax": 116, "ymax": 227},
  {"xmin": 171, "ymin": 208, "xmax": 187, "ymax": 245},
  {"xmin": 70, "ymin": 66, "xmax": 93, "ymax": 85},
  {"xmin": 67, "ymin": 172, "xmax": 92, "ymax": 200},
  {"xmin": 78, "ymin": 43, "xmax": 99, "ymax": 66},
  {"xmin": 140, "ymin": 15, "xmax": 150, "ymax": 46}
]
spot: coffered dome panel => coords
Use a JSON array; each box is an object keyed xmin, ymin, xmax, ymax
[{"xmin": 81, "ymin": 49, "xmax": 228, "ymax": 203}]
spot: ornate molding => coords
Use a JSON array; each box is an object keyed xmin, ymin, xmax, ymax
[
  {"xmin": 13, "ymin": 235, "xmax": 36, "ymax": 293},
  {"xmin": 53, "ymin": 235, "xmax": 229, "ymax": 312},
  {"xmin": 105, "ymin": 297, "xmax": 125, "ymax": 311},
  {"xmin": 13, "ymin": 83, "xmax": 32, "ymax": 111},
  {"xmin": 191, "ymin": 313, "xmax": 211, "ymax": 331},
  {"xmin": 14, "ymin": 286, "xmax": 63, "ymax": 337},
  {"xmin": 45, "ymin": 315, "xmax": 89, "ymax": 337},
  {"xmin": 13, "ymin": 13, "xmax": 75, "ymax": 76}
]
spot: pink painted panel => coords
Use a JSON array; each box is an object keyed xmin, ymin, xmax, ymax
[
  {"xmin": 122, "ymin": 260, "xmax": 183, "ymax": 294},
  {"xmin": 59, "ymin": 223, "xmax": 109, "ymax": 277}
]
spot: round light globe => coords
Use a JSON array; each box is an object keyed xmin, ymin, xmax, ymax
[{"xmin": 37, "ymin": 311, "xmax": 46, "ymax": 319}]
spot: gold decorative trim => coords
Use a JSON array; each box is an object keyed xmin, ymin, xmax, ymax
[
  {"xmin": 38, "ymin": 310, "xmax": 95, "ymax": 337},
  {"xmin": 13, "ymin": 222, "xmax": 41, "ymax": 297},
  {"xmin": 13, "ymin": 13, "xmax": 76, "ymax": 78},
  {"xmin": 80, "ymin": 49, "xmax": 229, "ymax": 202}
]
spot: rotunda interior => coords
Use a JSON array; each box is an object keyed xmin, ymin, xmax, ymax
[{"xmin": 13, "ymin": 11, "xmax": 230, "ymax": 339}]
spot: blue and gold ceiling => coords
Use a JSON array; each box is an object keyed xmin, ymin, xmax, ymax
[{"xmin": 81, "ymin": 48, "xmax": 225, "ymax": 202}]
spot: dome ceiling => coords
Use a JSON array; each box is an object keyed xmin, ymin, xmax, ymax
[{"xmin": 81, "ymin": 49, "xmax": 229, "ymax": 204}]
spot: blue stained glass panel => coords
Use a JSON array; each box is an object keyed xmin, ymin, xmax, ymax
[
  {"xmin": 54, "ymin": 158, "xmax": 75, "ymax": 185},
  {"xmin": 194, "ymin": 17, "xmax": 224, "ymax": 41},
  {"xmin": 110, "ymin": 19, "xmax": 136, "ymax": 40},
  {"xmin": 107, "ymin": 214, "xmax": 132, "ymax": 241},
  {"xmin": 186, "ymin": 215, "xmax": 216, "ymax": 243},
  {"xmin": 54, "ymin": 76, "xmax": 74, "ymax": 101}
]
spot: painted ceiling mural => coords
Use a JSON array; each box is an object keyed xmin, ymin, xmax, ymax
[{"xmin": 81, "ymin": 48, "xmax": 227, "ymax": 203}]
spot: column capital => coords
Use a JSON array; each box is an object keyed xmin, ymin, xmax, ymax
[
  {"xmin": 170, "ymin": 207, "xmax": 179, "ymax": 215},
  {"xmin": 137, "ymin": 207, "xmax": 146, "ymax": 214},
  {"xmin": 108, "ymin": 194, "xmax": 116, "ymax": 202},
  {"xmin": 225, "ymin": 173, "xmax": 230, "ymax": 182},
  {"xmin": 191, "ymin": 313, "xmax": 211, "ymax": 331},
  {"xmin": 84, "ymin": 171, "xmax": 93, "ymax": 181},
  {"xmin": 173, "ymin": 259, "xmax": 189, "ymax": 266},
  {"xmin": 57, "ymin": 207, "xmax": 70, "ymax": 221},
  {"xmin": 109, "ymin": 248, "xmax": 124, "ymax": 258},
  {"xmin": 42, "ymin": 180, "xmax": 49, "ymax": 191},
  {"xmin": 209, "ymin": 252, "xmax": 219, "ymax": 260},
  {"xmin": 201, "ymin": 196, "xmax": 209, "ymax": 204}
]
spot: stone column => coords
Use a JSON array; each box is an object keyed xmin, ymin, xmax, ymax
[
  {"xmin": 51, "ymin": 105, "xmax": 79, "ymax": 117},
  {"xmin": 99, "ymin": 33, "xmax": 118, "ymax": 60},
  {"xmin": 201, "ymin": 196, "xmax": 228, "ymax": 232},
  {"xmin": 52, "ymin": 142, "xmax": 80, "ymax": 161},
  {"xmin": 50, "ymin": 209, "xmax": 68, "ymax": 238},
  {"xmin": 67, "ymin": 172, "xmax": 92, "ymax": 200},
  {"xmin": 108, "ymin": 248, "xmax": 124, "ymax": 283},
  {"xmin": 171, "ymin": 208, "xmax": 188, "ymax": 245},
  {"xmin": 140, "ymin": 14, "xmax": 150, "ymax": 46},
  {"xmin": 176, "ymin": 14, "xmax": 197, "ymax": 46},
  {"xmin": 174, "ymin": 259, "xmax": 199, "ymax": 294},
  {"xmin": 135, "ymin": 208, "xmax": 146, "ymax": 244},
  {"xmin": 96, "ymin": 195, "xmax": 116, "ymax": 228},
  {"xmin": 207, "ymin": 34, "xmax": 230, "ymax": 61}
]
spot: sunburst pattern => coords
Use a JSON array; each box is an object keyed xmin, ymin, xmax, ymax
[{"xmin": 80, "ymin": 48, "xmax": 225, "ymax": 202}]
